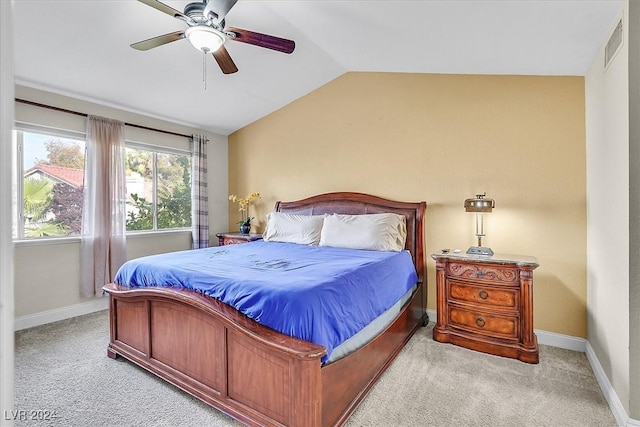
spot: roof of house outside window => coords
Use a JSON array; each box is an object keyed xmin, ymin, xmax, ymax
[{"xmin": 24, "ymin": 164, "xmax": 84, "ymax": 189}]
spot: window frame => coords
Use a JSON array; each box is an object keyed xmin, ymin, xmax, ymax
[{"xmin": 13, "ymin": 123, "xmax": 87, "ymax": 241}]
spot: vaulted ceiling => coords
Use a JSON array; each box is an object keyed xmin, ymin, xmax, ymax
[{"xmin": 13, "ymin": 0, "xmax": 625, "ymax": 135}]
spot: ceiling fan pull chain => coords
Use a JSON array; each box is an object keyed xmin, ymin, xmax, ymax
[{"xmin": 203, "ymin": 50, "xmax": 207, "ymax": 90}]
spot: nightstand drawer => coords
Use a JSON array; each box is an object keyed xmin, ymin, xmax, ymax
[
  {"xmin": 448, "ymin": 282, "xmax": 519, "ymax": 311},
  {"xmin": 216, "ymin": 232, "xmax": 263, "ymax": 246},
  {"xmin": 449, "ymin": 307, "xmax": 519, "ymax": 340},
  {"xmin": 447, "ymin": 262, "xmax": 519, "ymax": 284},
  {"xmin": 225, "ymin": 237, "xmax": 251, "ymax": 245}
]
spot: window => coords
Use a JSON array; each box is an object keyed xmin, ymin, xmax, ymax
[
  {"xmin": 125, "ymin": 145, "xmax": 191, "ymax": 232},
  {"xmin": 13, "ymin": 124, "xmax": 193, "ymax": 240},
  {"xmin": 13, "ymin": 126, "xmax": 86, "ymax": 239}
]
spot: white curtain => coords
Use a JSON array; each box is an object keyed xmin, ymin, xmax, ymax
[
  {"xmin": 80, "ymin": 116, "xmax": 127, "ymax": 298},
  {"xmin": 191, "ymin": 134, "xmax": 209, "ymax": 249}
]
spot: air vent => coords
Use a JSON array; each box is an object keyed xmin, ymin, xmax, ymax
[{"xmin": 605, "ymin": 18, "xmax": 623, "ymax": 70}]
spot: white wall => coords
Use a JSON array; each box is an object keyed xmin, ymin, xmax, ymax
[
  {"xmin": 585, "ymin": 2, "xmax": 631, "ymax": 417},
  {"xmin": 13, "ymin": 85, "xmax": 229, "ymax": 322},
  {"xmin": 0, "ymin": 0, "xmax": 15, "ymax": 422}
]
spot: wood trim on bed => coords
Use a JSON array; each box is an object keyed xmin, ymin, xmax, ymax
[{"xmin": 104, "ymin": 192, "xmax": 427, "ymax": 426}]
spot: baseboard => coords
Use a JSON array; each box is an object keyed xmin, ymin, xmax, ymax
[
  {"xmin": 535, "ymin": 328, "xmax": 587, "ymax": 352},
  {"xmin": 585, "ymin": 341, "xmax": 638, "ymax": 427},
  {"xmin": 14, "ymin": 297, "xmax": 109, "ymax": 331}
]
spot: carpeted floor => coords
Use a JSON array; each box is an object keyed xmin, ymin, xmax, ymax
[{"xmin": 13, "ymin": 310, "xmax": 617, "ymax": 426}]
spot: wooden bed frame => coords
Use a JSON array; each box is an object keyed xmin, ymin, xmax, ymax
[{"xmin": 103, "ymin": 192, "xmax": 427, "ymax": 426}]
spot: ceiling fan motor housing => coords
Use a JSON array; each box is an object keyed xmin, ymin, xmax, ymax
[{"xmin": 184, "ymin": 1, "xmax": 218, "ymax": 24}]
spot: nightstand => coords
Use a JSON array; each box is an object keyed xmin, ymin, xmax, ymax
[
  {"xmin": 431, "ymin": 251, "xmax": 539, "ymax": 363},
  {"xmin": 216, "ymin": 232, "xmax": 263, "ymax": 246}
]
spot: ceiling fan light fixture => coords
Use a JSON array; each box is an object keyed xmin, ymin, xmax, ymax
[{"xmin": 185, "ymin": 26, "xmax": 225, "ymax": 53}]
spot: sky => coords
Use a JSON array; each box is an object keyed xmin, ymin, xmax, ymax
[{"xmin": 22, "ymin": 132, "xmax": 84, "ymax": 169}]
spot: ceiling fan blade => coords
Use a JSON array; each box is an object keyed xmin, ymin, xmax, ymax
[
  {"xmin": 204, "ymin": 0, "xmax": 238, "ymax": 22},
  {"xmin": 226, "ymin": 27, "xmax": 295, "ymax": 54},
  {"xmin": 212, "ymin": 45, "xmax": 238, "ymax": 74},
  {"xmin": 137, "ymin": 0, "xmax": 189, "ymax": 20},
  {"xmin": 131, "ymin": 31, "xmax": 185, "ymax": 51}
]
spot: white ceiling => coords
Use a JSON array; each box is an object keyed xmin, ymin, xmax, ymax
[{"xmin": 13, "ymin": 0, "xmax": 625, "ymax": 136}]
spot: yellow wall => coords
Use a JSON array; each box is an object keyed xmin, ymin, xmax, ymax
[{"xmin": 229, "ymin": 72, "xmax": 586, "ymax": 337}]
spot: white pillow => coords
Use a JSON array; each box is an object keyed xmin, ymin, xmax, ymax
[
  {"xmin": 263, "ymin": 212, "xmax": 325, "ymax": 245},
  {"xmin": 319, "ymin": 213, "xmax": 407, "ymax": 252}
]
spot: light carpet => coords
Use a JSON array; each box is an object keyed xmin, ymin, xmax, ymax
[{"xmin": 13, "ymin": 310, "xmax": 616, "ymax": 426}]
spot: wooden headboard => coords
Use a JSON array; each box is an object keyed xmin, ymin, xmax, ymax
[{"xmin": 275, "ymin": 192, "xmax": 426, "ymax": 284}]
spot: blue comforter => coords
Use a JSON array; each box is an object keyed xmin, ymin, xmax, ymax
[{"xmin": 114, "ymin": 240, "xmax": 418, "ymax": 362}]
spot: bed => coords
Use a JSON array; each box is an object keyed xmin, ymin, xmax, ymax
[{"xmin": 103, "ymin": 192, "xmax": 427, "ymax": 426}]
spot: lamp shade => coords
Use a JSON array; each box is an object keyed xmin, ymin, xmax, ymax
[
  {"xmin": 464, "ymin": 193, "xmax": 495, "ymax": 213},
  {"xmin": 185, "ymin": 26, "xmax": 225, "ymax": 53}
]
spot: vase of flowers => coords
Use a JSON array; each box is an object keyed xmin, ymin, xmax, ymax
[{"xmin": 229, "ymin": 192, "xmax": 260, "ymax": 234}]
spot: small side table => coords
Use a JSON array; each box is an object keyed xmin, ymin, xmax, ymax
[
  {"xmin": 431, "ymin": 251, "xmax": 539, "ymax": 363},
  {"xmin": 216, "ymin": 232, "xmax": 263, "ymax": 246}
]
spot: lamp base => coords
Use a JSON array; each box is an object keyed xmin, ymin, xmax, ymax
[{"xmin": 466, "ymin": 246, "xmax": 494, "ymax": 256}]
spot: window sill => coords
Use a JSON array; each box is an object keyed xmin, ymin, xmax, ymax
[
  {"xmin": 14, "ymin": 236, "xmax": 82, "ymax": 247},
  {"xmin": 125, "ymin": 229, "xmax": 192, "ymax": 240}
]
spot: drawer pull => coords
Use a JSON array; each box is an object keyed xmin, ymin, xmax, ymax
[
  {"xmin": 476, "ymin": 317, "xmax": 486, "ymax": 328},
  {"xmin": 478, "ymin": 290, "xmax": 489, "ymax": 300}
]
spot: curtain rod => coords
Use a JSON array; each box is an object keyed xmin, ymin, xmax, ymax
[{"xmin": 15, "ymin": 98, "xmax": 192, "ymax": 139}]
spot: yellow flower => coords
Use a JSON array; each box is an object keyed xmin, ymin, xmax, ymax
[
  {"xmin": 229, "ymin": 192, "xmax": 261, "ymax": 226},
  {"xmin": 229, "ymin": 192, "xmax": 260, "ymax": 210}
]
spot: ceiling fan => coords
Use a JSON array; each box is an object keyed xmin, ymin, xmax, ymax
[{"xmin": 131, "ymin": 0, "xmax": 296, "ymax": 74}]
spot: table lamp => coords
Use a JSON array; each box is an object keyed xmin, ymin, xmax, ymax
[{"xmin": 464, "ymin": 192, "xmax": 495, "ymax": 256}]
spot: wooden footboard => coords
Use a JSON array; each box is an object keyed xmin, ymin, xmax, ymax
[
  {"xmin": 104, "ymin": 280, "xmax": 425, "ymax": 427},
  {"xmin": 105, "ymin": 284, "xmax": 327, "ymax": 426}
]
